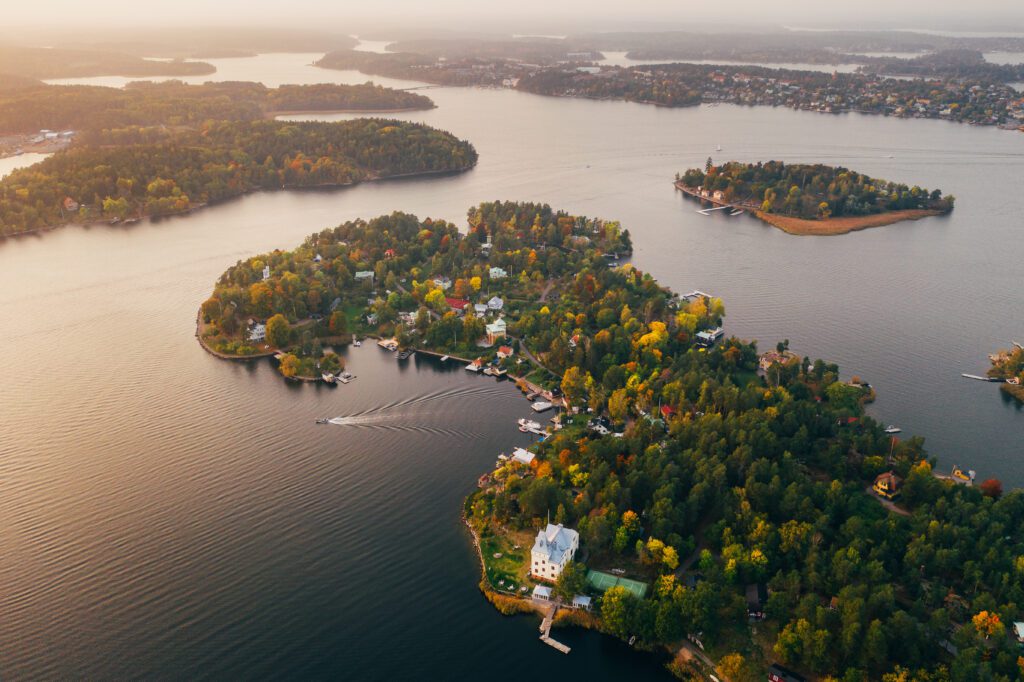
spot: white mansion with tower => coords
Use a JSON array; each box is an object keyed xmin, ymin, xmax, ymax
[{"xmin": 530, "ymin": 523, "xmax": 579, "ymax": 581}]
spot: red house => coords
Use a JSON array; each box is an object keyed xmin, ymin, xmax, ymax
[{"xmin": 445, "ymin": 297, "xmax": 470, "ymax": 313}]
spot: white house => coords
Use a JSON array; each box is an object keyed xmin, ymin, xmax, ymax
[
  {"xmin": 531, "ymin": 523, "xmax": 580, "ymax": 582},
  {"xmin": 473, "ymin": 303, "xmax": 488, "ymax": 317},
  {"xmin": 487, "ymin": 296, "xmax": 504, "ymax": 312},
  {"xmin": 432, "ymin": 277, "xmax": 452, "ymax": 291},
  {"xmin": 248, "ymin": 322, "xmax": 266, "ymax": 343},
  {"xmin": 262, "ymin": 265, "xmax": 271, "ymax": 281},
  {"xmin": 489, "ymin": 266, "xmax": 507, "ymax": 279},
  {"xmin": 355, "ymin": 270, "xmax": 375, "ymax": 283},
  {"xmin": 511, "ymin": 447, "xmax": 535, "ymax": 466}
]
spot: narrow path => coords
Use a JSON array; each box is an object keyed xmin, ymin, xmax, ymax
[{"xmin": 865, "ymin": 487, "xmax": 911, "ymax": 516}]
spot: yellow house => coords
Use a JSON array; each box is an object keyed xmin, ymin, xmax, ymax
[{"xmin": 873, "ymin": 471, "xmax": 902, "ymax": 500}]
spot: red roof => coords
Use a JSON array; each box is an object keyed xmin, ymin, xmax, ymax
[
  {"xmin": 660, "ymin": 405, "xmax": 677, "ymax": 417},
  {"xmin": 446, "ymin": 297, "xmax": 469, "ymax": 310},
  {"xmin": 498, "ymin": 345, "xmax": 514, "ymax": 355}
]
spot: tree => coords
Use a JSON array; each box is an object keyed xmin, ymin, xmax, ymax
[
  {"xmin": 265, "ymin": 313, "xmax": 291, "ymax": 348},
  {"xmin": 972, "ymin": 610, "xmax": 1004, "ymax": 640},
  {"xmin": 320, "ymin": 352, "xmax": 343, "ymax": 374},
  {"xmin": 425, "ymin": 287, "xmax": 447, "ymax": 312},
  {"xmin": 608, "ymin": 388, "xmax": 630, "ymax": 424},
  {"xmin": 979, "ymin": 478, "xmax": 1003, "ymax": 499},
  {"xmin": 554, "ymin": 561, "xmax": 587, "ymax": 601},
  {"xmin": 278, "ymin": 353, "xmax": 299, "ymax": 378},
  {"xmin": 561, "ymin": 366, "xmax": 591, "ymax": 408},
  {"xmin": 328, "ymin": 310, "xmax": 348, "ymax": 335},
  {"xmin": 600, "ymin": 586, "xmax": 636, "ymax": 639},
  {"xmin": 718, "ymin": 652, "xmax": 757, "ymax": 682}
]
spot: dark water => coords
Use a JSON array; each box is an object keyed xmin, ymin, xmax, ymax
[{"xmin": 3, "ymin": 52, "xmax": 1024, "ymax": 679}]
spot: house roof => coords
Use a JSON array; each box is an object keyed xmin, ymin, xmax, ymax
[
  {"xmin": 532, "ymin": 523, "xmax": 579, "ymax": 565},
  {"xmin": 875, "ymin": 471, "xmax": 901, "ymax": 487},
  {"xmin": 445, "ymin": 297, "xmax": 469, "ymax": 310},
  {"xmin": 511, "ymin": 447, "xmax": 535, "ymax": 465},
  {"xmin": 532, "ymin": 585, "xmax": 552, "ymax": 599},
  {"xmin": 1015, "ymin": 622, "xmax": 1024, "ymax": 639},
  {"xmin": 498, "ymin": 345, "xmax": 514, "ymax": 355},
  {"xmin": 572, "ymin": 595, "xmax": 592, "ymax": 608}
]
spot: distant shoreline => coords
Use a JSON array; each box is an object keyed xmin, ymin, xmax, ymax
[{"xmin": 268, "ymin": 104, "xmax": 436, "ymax": 117}]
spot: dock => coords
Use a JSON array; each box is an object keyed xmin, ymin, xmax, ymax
[
  {"xmin": 962, "ymin": 373, "xmax": 1002, "ymax": 382},
  {"xmin": 538, "ymin": 607, "xmax": 571, "ymax": 654}
]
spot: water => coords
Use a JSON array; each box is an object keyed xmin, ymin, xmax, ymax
[
  {"xmin": 0, "ymin": 152, "xmax": 50, "ymax": 179},
  {"xmin": 4, "ymin": 50, "xmax": 1024, "ymax": 678},
  {"xmin": 985, "ymin": 51, "xmax": 1024, "ymax": 65}
]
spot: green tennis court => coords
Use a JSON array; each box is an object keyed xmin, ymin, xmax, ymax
[{"xmin": 587, "ymin": 570, "xmax": 648, "ymax": 598}]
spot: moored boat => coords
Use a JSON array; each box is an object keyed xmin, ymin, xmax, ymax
[
  {"xmin": 884, "ymin": 425, "xmax": 901, "ymax": 434},
  {"xmin": 321, "ymin": 372, "xmax": 337, "ymax": 384},
  {"xmin": 531, "ymin": 401, "xmax": 553, "ymax": 413}
]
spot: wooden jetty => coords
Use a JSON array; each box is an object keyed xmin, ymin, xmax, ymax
[
  {"xmin": 538, "ymin": 607, "xmax": 571, "ymax": 654},
  {"xmin": 961, "ymin": 373, "xmax": 1003, "ymax": 382}
]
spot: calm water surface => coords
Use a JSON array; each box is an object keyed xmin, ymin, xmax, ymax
[{"xmin": 4, "ymin": 50, "xmax": 1024, "ymax": 679}]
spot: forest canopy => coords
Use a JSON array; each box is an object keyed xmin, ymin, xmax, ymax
[
  {"xmin": 0, "ymin": 80, "xmax": 435, "ymax": 135},
  {"xmin": 201, "ymin": 201, "xmax": 1024, "ymax": 680},
  {"xmin": 0, "ymin": 119, "xmax": 476, "ymax": 234}
]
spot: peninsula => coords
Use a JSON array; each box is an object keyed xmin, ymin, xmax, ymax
[
  {"xmin": 676, "ymin": 161, "xmax": 954, "ymax": 235},
  {"xmin": 199, "ymin": 201, "xmax": 1019, "ymax": 681}
]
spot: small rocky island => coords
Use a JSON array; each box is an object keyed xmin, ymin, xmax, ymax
[{"xmin": 676, "ymin": 160, "xmax": 955, "ymax": 235}]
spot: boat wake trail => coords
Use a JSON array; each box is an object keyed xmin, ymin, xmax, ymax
[{"xmin": 325, "ymin": 414, "xmax": 483, "ymax": 439}]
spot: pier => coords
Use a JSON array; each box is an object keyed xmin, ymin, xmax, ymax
[
  {"xmin": 962, "ymin": 373, "xmax": 1003, "ymax": 382},
  {"xmin": 538, "ymin": 606, "xmax": 571, "ymax": 654}
]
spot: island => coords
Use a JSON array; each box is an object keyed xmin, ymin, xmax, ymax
[
  {"xmin": 988, "ymin": 344, "xmax": 1024, "ymax": 402},
  {"xmin": 676, "ymin": 161, "xmax": 955, "ymax": 235},
  {"xmin": 0, "ymin": 80, "xmax": 435, "ymax": 138},
  {"xmin": 198, "ymin": 201, "xmax": 1020, "ymax": 681},
  {"xmin": 0, "ymin": 99, "xmax": 471, "ymax": 235}
]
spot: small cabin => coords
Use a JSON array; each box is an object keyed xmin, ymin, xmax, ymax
[{"xmin": 873, "ymin": 471, "xmax": 902, "ymax": 500}]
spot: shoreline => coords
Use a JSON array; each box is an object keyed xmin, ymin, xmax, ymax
[
  {"xmin": 267, "ymin": 104, "xmax": 437, "ymax": 117},
  {"xmin": 754, "ymin": 208, "xmax": 946, "ymax": 235},
  {"xmin": 674, "ymin": 181, "xmax": 947, "ymax": 235}
]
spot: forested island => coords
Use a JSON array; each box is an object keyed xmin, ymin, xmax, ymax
[
  {"xmin": 200, "ymin": 201, "xmax": 1023, "ymax": 681},
  {"xmin": 0, "ymin": 119, "xmax": 475, "ymax": 235},
  {"xmin": 0, "ymin": 80, "xmax": 434, "ymax": 136},
  {"xmin": 988, "ymin": 345, "xmax": 1024, "ymax": 403},
  {"xmin": 677, "ymin": 161, "xmax": 955, "ymax": 235}
]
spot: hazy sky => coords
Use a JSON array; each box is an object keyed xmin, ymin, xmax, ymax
[{"xmin": 7, "ymin": 0, "xmax": 1024, "ymax": 33}]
